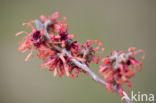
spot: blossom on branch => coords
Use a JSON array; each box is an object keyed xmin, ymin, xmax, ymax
[{"xmin": 99, "ymin": 47, "xmax": 145, "ymax": 96}]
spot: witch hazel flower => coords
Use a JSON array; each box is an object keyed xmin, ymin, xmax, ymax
[
  {"xmin": 77, "ymin": 40, "xmax": 104, "ymax": 65},
  {"xmin": 16, "ymin": 21, "xmax": 45, "ymax": 61},
  {"xmin": 99, "ymin": 47, "xmax": 145, "ymax": 96},
  {"xmin": 40, "ymin": 12, "xmax": 66, "ymax": 36},
  {"xmin": 40, "ymin": 52, "xmax": 70, "ymax": 77},
  {"xmin": 54, "ymin": 24, "xmax": 76, "ymax": 47}
]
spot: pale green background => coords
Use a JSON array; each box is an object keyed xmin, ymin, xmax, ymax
[{"xmin": 0, "ymin": 0, "xmax": 156, "ymax": 103}]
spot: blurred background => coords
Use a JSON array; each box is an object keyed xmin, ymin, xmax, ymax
[{"xmin": 0, "ymin": 0, "xmax": 156, "ymax": 103}]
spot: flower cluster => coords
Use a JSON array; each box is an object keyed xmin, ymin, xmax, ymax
[
  {"xmin": 99, "ymin": 47, "xmax": 145, "ymax": 96},
  {"xmin": 16, "ymin": 12, "xmax": 145, "ymax": 100},
  {"xmin": 16, "ymin": 12, "xmax": 103, "ymax": 78}
]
